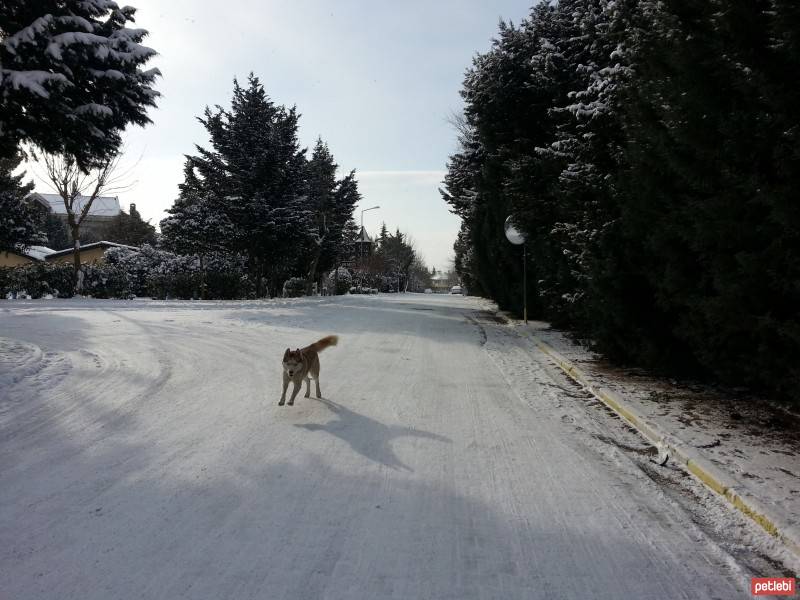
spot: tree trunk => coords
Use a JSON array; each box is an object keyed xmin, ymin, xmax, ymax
[
  {"xmin": 247, "ymin": 253, "xmax": 260, "ymax": 298},
  {"xmin": 257, "ymin": 259, "xmax": 265, "ymax": 298},
  {"xmin": 334, "ymin": 262, "xmax": 339, "ymax": 295},
  {"xmin": 306, "ymin": 235, "xmax": 325, "ymax": 296},
  {"xmin": 199, "ymin": 254, "xmax": 207, "ymax": 300},
  {"xmin": 70, "ymin": 225, "xmax": 82, "ymax": 293},
  {"xmin": 306, "ymin": 254, "xmax": 321, "ymax": 296}
]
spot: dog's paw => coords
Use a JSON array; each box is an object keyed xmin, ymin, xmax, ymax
[{"xmin": 278, "ymin": 399, "xmax": 285, "ymax": 406}]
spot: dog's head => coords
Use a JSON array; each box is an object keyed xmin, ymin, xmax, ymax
[{"xmin": 282, "ymin": 348, "xmax": 304, "ymax": 377}]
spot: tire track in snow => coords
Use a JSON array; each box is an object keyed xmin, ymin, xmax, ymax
[{"xmin": 1, "ymin": 296, "xmax": 784, "ymax": 599}]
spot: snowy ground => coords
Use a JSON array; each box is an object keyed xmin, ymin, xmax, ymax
[
  {"xmin": 514, "ymin": 314, "xmax": 800, "ymax": 555},
  {"xmin": 1, "ymin": 294, "xmax": 796, "ymax": 599}
]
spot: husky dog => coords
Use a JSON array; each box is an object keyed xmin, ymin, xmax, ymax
[{"xmin": 279, "ymin": 335, "xmax": 339, "ymax": 406}]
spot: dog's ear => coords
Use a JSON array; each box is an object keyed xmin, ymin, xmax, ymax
[{"xmin": 284, "ymin": 348, "xmax": 290, "ymax": 358}]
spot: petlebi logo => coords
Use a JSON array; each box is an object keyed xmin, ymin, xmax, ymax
[{"xmin": 751, "ymin": 578, "xmax": 795, "ymax": 596}]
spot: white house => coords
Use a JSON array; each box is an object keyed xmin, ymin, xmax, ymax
[{"xmin": 27, "ymin": 192, "xmax": 122, "ymax": 240}]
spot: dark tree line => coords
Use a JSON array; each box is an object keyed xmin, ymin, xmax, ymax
[
  {"xmin": 0, "ymin": 154, "xmax": 41, "ymax": 251},
  {"xmin": 160, "ymin": 75, "xmax": 361, "ymax": 298},
  {"xmin": 443, "ymin": 0, "xmax": 800, "ymax": 400},
  {"xmin": 99, "ymin": 204, "xmax": 157, "ymax": 247},
  {"xmin": 371, "ymin": 224, "xmax": 420, "ymax": 292}
]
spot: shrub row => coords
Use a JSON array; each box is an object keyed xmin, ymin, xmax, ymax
[
  {"xmin": 2, "ymin": 246, "xmax": 357, "ymax": 300},
  {"xmin": 0, "ymin": 262, "xmax": 74, "ymax": 298}
]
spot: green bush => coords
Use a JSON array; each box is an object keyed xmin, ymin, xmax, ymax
[
  {"xmin": 0, "ymin": 262, "xmax": 75, "ymax": 299},
  {"xmin": 147, "ymin": 270, "xmax": 200, "ymax": 300},
  {"xmin": 15, "ymin": 264, "xmax": 50, "ymax": 298},
  {"xmin": 205, "ymin": 270, "xmax": 252, "ymax": 299},
  {"xmin": 282, "ymin": 277, "xmax": 307, "ymax": 297},
  {"xmin": 0, "ymin": 268, "xmax": 8, "ymax": 297},
  {"xmin": 43, "ymin": 263, "xmax": 76, "ymax": 298},
  {"xmin": 83, "ymin": 263, "xmax": 133, "ymax": 299},
  {"xmin": 325, "ymin": 267, "xmax": 352, "ymax": 295}
]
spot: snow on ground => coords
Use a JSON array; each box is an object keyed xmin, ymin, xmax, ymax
[
  {"xmin": 0, "ymin": 294, "xmax": 795, "ymax": 599},
  {"xmin": 505, "ymin": 313, "xmax": 800, "ymax": 559}
]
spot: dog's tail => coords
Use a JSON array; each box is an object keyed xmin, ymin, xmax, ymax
[{"xmin": 306, "ymin": 335, "xmax": 339, "ymax": 353}]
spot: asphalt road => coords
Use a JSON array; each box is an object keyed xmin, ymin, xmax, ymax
[{"xmin": 1, "ymin": 294, "xmax": 756, "ymax": 599}]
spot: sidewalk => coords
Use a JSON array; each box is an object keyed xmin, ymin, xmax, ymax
[{"xmin": 501, "ymin": 312, "xmax": 800, "ymax": 565}]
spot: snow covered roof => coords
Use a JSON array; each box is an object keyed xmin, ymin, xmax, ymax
[
  {"xmin": 30, "ymin": 193, "xmax": 121, "ymax": 217},
  {"xmin": 356, "ymin": 226, "xmax": 372, "ymax": 243},
  {"xmin": 24, "ymin": 246, "xmax": 56, "ymax": 261},
  {"xmin": 45, "ymin": 241, "xmax": 138, "ymax": 259}
]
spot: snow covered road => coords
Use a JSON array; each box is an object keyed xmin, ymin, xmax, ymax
[{"xmin": 0, "ymin": 294, "xmax": 775, "ymax": 599}]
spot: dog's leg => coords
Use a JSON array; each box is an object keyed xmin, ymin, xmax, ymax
[
  {"xmin": 304, "ymin": 377, "xmax": 311, "ymax": 398},
  {"xmin": 278, "ymin": 372, "xmax": 289, "ymax": 406},
  {"xmin": 311, "ymin": 358, "xmax": 322, "ymax": 398},
  {"xmin": 288, "ymin": 380, "xmax": 301, "ymax": 406}
]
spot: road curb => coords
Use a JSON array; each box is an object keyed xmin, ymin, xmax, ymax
[{"xmin": 519, "ymin": 326, "xmax": 800, "ymax": 561}]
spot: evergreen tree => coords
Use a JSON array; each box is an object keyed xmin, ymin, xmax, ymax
[
  {"xmin": 102, "ymin": 203, "xmax": 156, "ymax": 246},
  {"xmin": 340, "ymin": 217, "xmax": 360, "ymax": 262},
  {"xmin": 167, "ymin": 78, "xmax": 359, "ymax": 298},
  {"xmin": 0, "ymin": 153, "xmax": 42, "ymax": 252},
  {"xmin": 302, "ymin": 139, "xmax": 359, "ymax": 294},
  {"xmin": 600, "ymin": 0, "xmax": 800, "ymax": 394},
  {"xmin": 375, "ymin": 228, "xmax": 416, "ymax": 291},
  {"xmin": 444, "ymin": 5, "xmax": 564, "ymax": 317},
  {"xmin": 42, "ymin": 212, "xmax": 70, "ymax": 250},
  {"xmin": 188, "ymin": 74, "xmax": 308, "ymax": 296},
  {"xmin": 321, "ymin": 171, "xmax": 360, "ymax": 274},
  {"xmin": 445, "ymin": 0, "xmax": 800, "ymax": 400},
  {"xmin": 378, "ymin": 222, "xmax": 389, "ymax": 249},
  {"xmin": 160, "ymin": 188, "xmax": 234, "ymax": 299},
  {"xmin": 0, "ymin": 1, "xmax": 160, "ymax": 170}
]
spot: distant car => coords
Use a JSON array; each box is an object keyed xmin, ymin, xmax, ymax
[
  {"xmin": 424, "ymin": 288, "xmax": 433, "ymax": 294},
  {"xmin": 450, "ymin": 285, "xmax": 462, "ymax": 295}
]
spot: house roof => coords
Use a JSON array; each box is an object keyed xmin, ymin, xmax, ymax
[
  {"xmin": 1, "ymin": 246, "xmax": 57, "ymax": 262},
  {"xmin": 30, "ymin": 193, "xmax": 121, "ymax": 217},
  {"xmin": 356, "ymin": 226, "xmax": 372, "ymax": 243},
  {"xmin": 24, "ymin": 246, "xmax": 56, "ymax": 261},
  {"xmin": 44, "ymin": 241, "xmax": 138, "ymax": 259}
]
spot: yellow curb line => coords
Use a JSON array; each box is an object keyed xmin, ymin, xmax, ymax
[{"xmin": 525, "ymin": 329, "xmax": 800, "ymax": 560}]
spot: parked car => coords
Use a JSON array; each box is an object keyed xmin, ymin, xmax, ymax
[
  {"xmin": 424, "ymin": 288, "xmax": 433, "ymax": 294},
  {"xmin": 450, "ymin": 285, "xmax": 462, "ymax": 294}
]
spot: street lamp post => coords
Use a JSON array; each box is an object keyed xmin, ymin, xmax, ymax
[
  {"xmin": 504, "ymin": 215, "xmax": 527, "ymax": 324},
  {"xmin": 360, "ymin": 205, "xmax": 380, "ymax": 290}
]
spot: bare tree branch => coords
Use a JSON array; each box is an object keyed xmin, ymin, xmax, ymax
[{"xmin": 38, "ymin": 150, "xmax": 132, "ymax": 293}]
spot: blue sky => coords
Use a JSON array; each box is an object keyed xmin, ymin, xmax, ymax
[{"xmin": 74, "ymin": 0, "xmax": 534, "ymax": 270}]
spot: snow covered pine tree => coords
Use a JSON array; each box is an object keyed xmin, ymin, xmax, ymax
[{"xmin": 0, "ymin": 1, "xmax": 160, "ymax": 169}]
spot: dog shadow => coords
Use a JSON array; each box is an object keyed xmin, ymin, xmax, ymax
[{"xmin": 295, "ymin": 398, "xmax": 450, "ymax": 471}]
